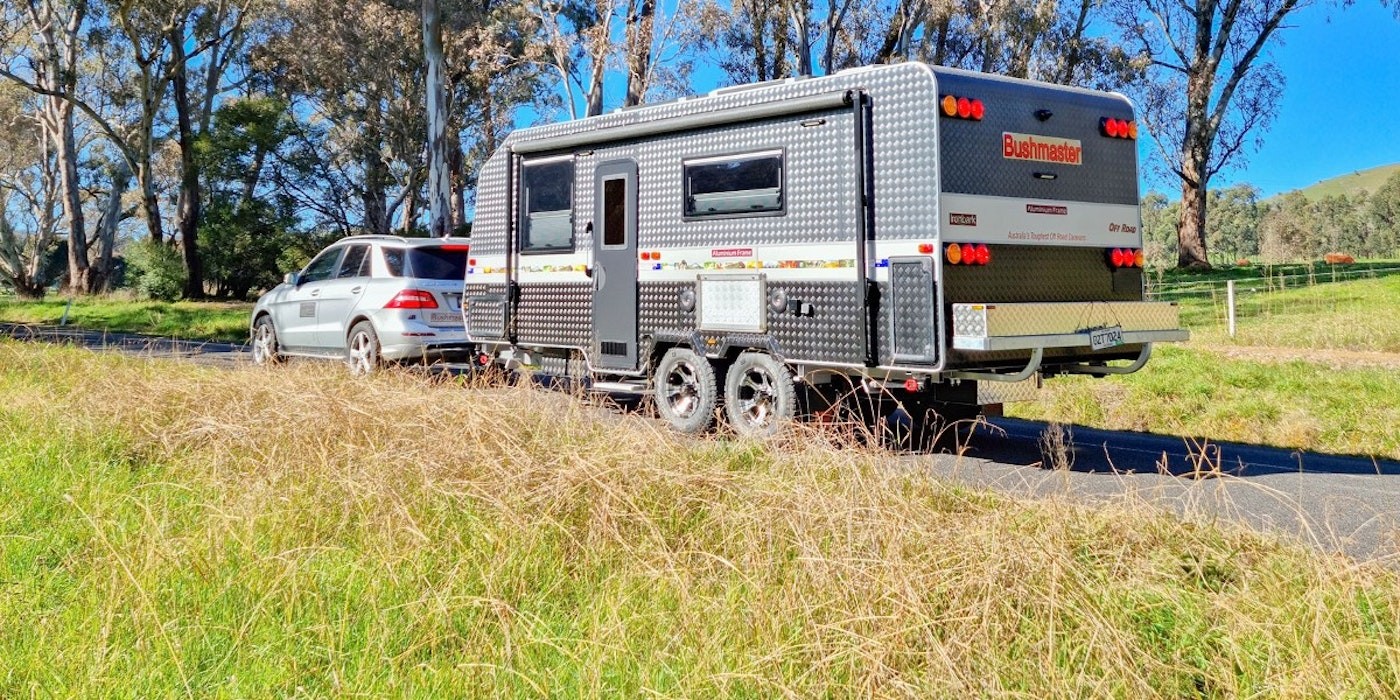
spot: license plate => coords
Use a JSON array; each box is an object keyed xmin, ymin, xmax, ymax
[
  {"xmin": 1089, "ymin": 325, "xmax": 1124, "ymax": 351},
  {"xmin": 429, "ymin": 311, "xmax": 460, "ymax": 325}
]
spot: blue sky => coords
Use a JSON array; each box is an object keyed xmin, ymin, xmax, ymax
[
  {"xmin": 1156, "ymin": 2, "xmax": 1400, "ymax": 197},
  {"xmin": 526, "ymin": 3, "xmax": 1399, "ymax": 199}
]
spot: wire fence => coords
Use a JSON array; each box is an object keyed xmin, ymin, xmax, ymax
[{"xmin": 1144, "ymin": 264, "xmax": 1400, "ymax": 348}]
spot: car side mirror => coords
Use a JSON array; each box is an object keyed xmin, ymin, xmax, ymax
[{"xmin": 284, "ymin": 271, "xmax": 301, "ymax": 286}]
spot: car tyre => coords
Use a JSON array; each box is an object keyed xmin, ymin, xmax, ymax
[
  {"xmin": 653, "ymin": 347, "xmax": 718, "ymax": 434},
  {"xmin": 347, "ymin": 321, "xmax": 382, "ymax": 375},
  {"xmin": 251, "ymin": 315, "xmax": 283, "ymax": 366},
  {"xmin": 723, "ymin": 351, "xmax": 796, "ymax": 438}
]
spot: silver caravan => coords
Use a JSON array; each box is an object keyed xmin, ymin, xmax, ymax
[{"xmin": 464, "ymin": 62, "xmax": 1188, "ymax": 438}]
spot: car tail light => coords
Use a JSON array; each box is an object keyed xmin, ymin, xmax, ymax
[
  {"xmin": 1100, "ymin": 117, "xmax": 1137, "ymax": 140},
  {"xmin": 941, "ymin": 94, "xmax": 984, "ymax": 121},
  {"xmin": 385, "ymin": 289, "xmax": 439, "ymax": 309}
]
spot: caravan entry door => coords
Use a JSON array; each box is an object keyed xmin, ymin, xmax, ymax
[{"xmin": 591, "ymin": 159, "xmax": 639, "ymax": 370}]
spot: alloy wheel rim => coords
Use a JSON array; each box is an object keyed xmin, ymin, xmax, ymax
[
  {"xmin": 253, "ymin": 324, "xmax": 274, "ymax": 363},
  {"xmin": 736, "ymin": 368, "xmax": 776, "ymax": 426},
  {"xmin": 661, "ymin": 360, "xmax": 700, "ymax": 418},
  {"xmin": 349, "ymin": 332, "xmax": 373, "ymax": 374}
]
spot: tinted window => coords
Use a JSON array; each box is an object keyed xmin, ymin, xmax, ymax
[
  {"xmin": 302, "ymin": 248, "xmax": 343, "ymax": 283},
  {"xmin": 404, "ymin": 247, "xmax": 469, "ymax": 280},
  {"xmin": 521, "ymin": 159, "xmax": 573, "ymax": 253},
  {"xmin": 603, "ymin": 178, "xmax": 627, "ymax": 247},
  {"xmin": 337, "ymin": 244, "xmax": 370, "ymax": 279},
  {"xmin": 684, "ymin": 151, "xmax": 784, "ymax": 217},
  {"xmin": 383, "ymin": 247, "xmax": 406, "ymax": 277}
]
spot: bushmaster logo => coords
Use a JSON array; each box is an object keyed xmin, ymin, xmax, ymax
[{"xmin": 1002, "ymin": 132, "xmax": 1083, "ymax": 165}]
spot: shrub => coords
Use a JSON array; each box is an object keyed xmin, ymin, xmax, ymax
[{"xmin": 124, "ymin": 238, "xmax": 187, "ymax": 301}]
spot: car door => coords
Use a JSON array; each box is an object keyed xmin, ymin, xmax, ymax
[
  {"xmin": 272, "ymin": 246, "xmax": 343, "ymax": 351},
  {"xmin": 316, "ymin": 243, "xmax": 372, "ymax": 349}
]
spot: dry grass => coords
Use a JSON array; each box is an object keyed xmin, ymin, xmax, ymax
[{"xmin": 2, "ymin": 341, "xmax": 1399, "ymax": 697}]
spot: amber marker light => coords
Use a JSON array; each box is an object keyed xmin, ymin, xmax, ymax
[
  {"xmin": 918, "ymin": 242, "xmax": 935, "ymax": 254},
  {"xmin": 945, "ymin": 243, "xmax": 963, "ymax": 265},
  {"xmin": 941, "ymin": 95, "xmax": 958, "ymax": 117}
]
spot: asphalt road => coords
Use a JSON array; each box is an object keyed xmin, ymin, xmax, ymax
[{"xmin": 5, "ymin": 322, "xmax": 1397, "ymax": 564}]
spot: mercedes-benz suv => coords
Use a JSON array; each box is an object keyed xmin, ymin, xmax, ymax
[{"xmin": 250, "ymin": 236, "xmax": 471, "ymax": 373}]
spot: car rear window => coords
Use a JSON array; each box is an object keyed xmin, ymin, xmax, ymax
[{"xmin": 382, "ymin": 246, "xmax": 469, "ymax": 280}]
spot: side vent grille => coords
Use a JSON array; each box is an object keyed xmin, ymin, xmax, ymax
[{"xmin": 600, "ymin": 340, "xmax": 628, "ymax": 356}]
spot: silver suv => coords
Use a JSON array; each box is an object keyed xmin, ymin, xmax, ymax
[{"xmin": 250, "ymin": 236, "xmax": 472, "ymax": 372}]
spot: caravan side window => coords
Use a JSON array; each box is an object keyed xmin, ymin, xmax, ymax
[
  {"xmin": 521, "ymin": 158, "xmax": 574, "ymax": 253},
  {"xmin": 683, "ymin": 150, "xmax": 784, "ymax": 218}
]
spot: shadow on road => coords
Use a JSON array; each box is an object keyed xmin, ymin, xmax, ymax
[{"xmin": 968, "ymin": 417, "xmax": 1400, "ymax": 478}]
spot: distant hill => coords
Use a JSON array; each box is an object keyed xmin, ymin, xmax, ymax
[{"xmin": 1283, "ymin": 163, "xmax": 1400, "ymax": 202}]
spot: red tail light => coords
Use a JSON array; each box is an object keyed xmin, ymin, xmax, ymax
[
  {"xmin": 385, "ymin": 289, "xmax": 439, "ymax": 309},
  {"xmin": 1108, "ymin": 248, "xmax": 1143, "ymax": 268},
  {"xmin": 437, "ymin": 244, "xmax": 471, "ymax": 252},
  {"xmin": 941, "ymin": 94, "xmax": 984, "ymax": 121},
  {"xmin": 1100, "ymin": 117, "xmax": 1137, "ymax": 140},
  {"xmin": 947, "ymin": 243, "xmax": 992, "ymax": 266}
]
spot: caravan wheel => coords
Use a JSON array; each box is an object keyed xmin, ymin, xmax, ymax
[
  {"xmin": 724, "ymin": 352, "xmax": 796, "ymax": 438},
  {"xmin": 653, "ymin": 348, "xmax": 718, "ymax": 434}
]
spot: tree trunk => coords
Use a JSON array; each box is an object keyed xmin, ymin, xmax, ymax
[
  {"xmin": 171, "ymin": 38, "xmax": 204, "ymax": 298},
  {"xmin": 423, "ymin": 0, "xmax": 452, "ymax": 237},
  {"xmin": 51, "ymin": 97, "xmax": 91, "ymax": 293},
  {"xmin": 624, "ymin": 0, "xmax": 658, "ymax": 106},
  {"xmin": 94, "ymin": 160, "xmax": 132, "ymax": 292},
  {"xmin": 1177, "ymin": 172, "xmax": 1210, "ymax": 268}
]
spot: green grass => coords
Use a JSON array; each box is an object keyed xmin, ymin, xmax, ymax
[
  {"xmin": 1283, "ymin": 162, "xmax": 1400, "ymax": 202},
  {"xmin": 1010, "ymin": 345, "xmax": 1400, "ymax": 459},
  {"xmin": 1175, "ymin": 275, "xmax": 1400, "ymax": 353},
  {"xmin": 0, "ymin": 296, "xmax": 251, "ymax": 342},
  {"xmin": 2, "ymin": 342, "xmax": 1397, "ymax": 697}
]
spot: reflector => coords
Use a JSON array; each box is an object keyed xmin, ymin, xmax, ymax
[{"xmin": 918, "ymin": 243, "xmax": 934, "ymax": 254}]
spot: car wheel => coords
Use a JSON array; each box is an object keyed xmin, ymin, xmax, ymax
[
  {"xmin": 346, "ymin": 321, "xmax": 381, "ymax": 375},
  {"xmin": 723, "ymin": 351, "xmax": 796, "ymax": 438},
  {"xmin": 653, "ymin": 347, "xmax": 718, "ymax": 434},
  {"xmin": 251, "ymin": 315, "xmax": 283, "ymax": 366}
]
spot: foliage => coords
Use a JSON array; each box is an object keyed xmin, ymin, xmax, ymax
[
  {"xmin": 2, "ymin": 342, "xmax": 1398, "ymax": 696},
  {"xmin": 124, "ymin": 239, "xmax": 188, "ymax": 302},
  {"xmin": 197, "ymin": 202, "xmax": 299, "ymax": 300}
]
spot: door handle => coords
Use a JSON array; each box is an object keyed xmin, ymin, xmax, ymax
[
  {"xmin": 310, "ymin": 289, "xmax": 320, "ymax": 297},
  {"xmin": 350, "ymin": 286, "xmax": 363, "ymax": 294}
]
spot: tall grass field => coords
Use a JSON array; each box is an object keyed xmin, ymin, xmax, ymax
[{"xmin": 1, "ymin": 341, "xmax": 1397, "ymax": 696}]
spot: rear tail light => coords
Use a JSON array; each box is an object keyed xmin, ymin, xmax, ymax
[
  {"xmin": 946, "ymin": 242, "xmax": 991, "ymax": 266},
  {"xmin": 1107, "ymin": 248, "xmax": 1143, "ymax": 269},
  {"xmin": 941, "ymin": 94, "xmax": 984, "ymax": 121},
  {"xmin": 1100, "ymin": 117, "xmax": 1137, "ymax": 140},
  {"xmin": 385, "ymin": 289, "xmax": 440, "ymax": 309}
]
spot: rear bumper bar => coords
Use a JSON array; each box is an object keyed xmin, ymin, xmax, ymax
[{"xmin": 951, "ymin": 301, "xmax": 1189, "ymax": 352}]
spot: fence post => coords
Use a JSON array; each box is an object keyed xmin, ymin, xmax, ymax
[{"xmin": 1226, "ymin": 280, "xmax": 1236, "ymax": 338}]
